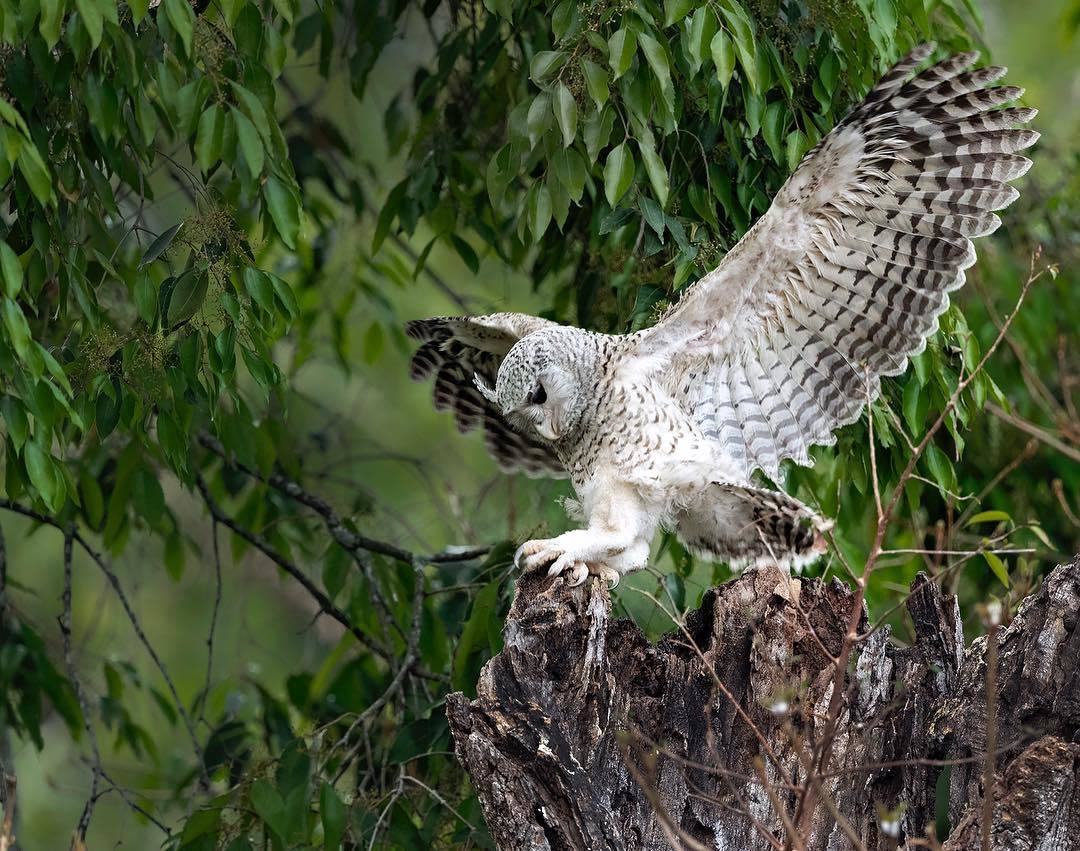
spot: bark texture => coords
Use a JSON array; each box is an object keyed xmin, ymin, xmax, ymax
[{"xmin": 447, "ymin": 557, "xmax": 1080, "ymax": 851}]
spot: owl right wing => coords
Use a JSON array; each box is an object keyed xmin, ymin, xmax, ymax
[
  {"xmin": 634, "ymin": 44, "xmax": 1036, "ymax": 482},
  {"xmin": 406, "ymin": 313, "xmax": 566, "ymax": 478}
]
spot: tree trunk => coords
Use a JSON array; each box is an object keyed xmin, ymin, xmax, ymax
[{"xmin": 446, "ymin": 557, "xmax": 1080, "ymax": 850}]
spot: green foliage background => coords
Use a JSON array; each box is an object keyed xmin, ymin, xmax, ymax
[{"xmin": 0, "ymin": 0, "xmax": 1075, "ymax": 846}]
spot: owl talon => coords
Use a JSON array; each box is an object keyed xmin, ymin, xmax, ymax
[
  {"xmin": 545, "ymin": 552, "xmax": 577, "ymax": 578},
  {"xmin": 595, "ymin": 566, "xmax": 621, "ymax": 589},
  {"xmin": 515, "ymin": 539, "xmax": 555, "ymax": 570},
  {"xmin": 566, "ymin": 562, "xmax": 589, "ymax": 587}
]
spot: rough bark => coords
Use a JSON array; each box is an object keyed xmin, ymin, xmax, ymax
[{"xmin": 447, "ymin": 557, "xmax": 1080, "ymax": 850}]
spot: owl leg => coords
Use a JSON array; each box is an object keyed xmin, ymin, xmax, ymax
[
  {"xmin": 674, "ymin": 483, "xmax": 829, "ymax": 572},
  {"xmin": 514, "ymin": 483, "xmax": 653, "ymax": 587}
]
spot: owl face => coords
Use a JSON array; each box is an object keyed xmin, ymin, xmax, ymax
[{"xmin": 475, "ymin": 332, "xmax": 580, "ymax": 442}]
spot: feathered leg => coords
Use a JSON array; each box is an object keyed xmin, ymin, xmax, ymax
[
  {"xmin": 514, "ymin": 480, "xmax": 654, "ymax": 587},
  {"xmin": 674, "ymin": 483, "xmax": 829, "ymax": 572}
]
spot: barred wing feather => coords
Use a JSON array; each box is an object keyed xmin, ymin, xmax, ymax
[
  {"xmin": 641, "ymin": 44, "xmax": 1036, "ymax": 481},
  {"xmin": 406, "ymin": 313, "xmax": 566, "ymax": 477}
]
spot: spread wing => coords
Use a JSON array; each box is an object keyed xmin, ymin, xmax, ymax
[
  {"xmin": 636, "ymin": 44, "xmax": 1037, "ymax": 481},
  {"xmin": 406, "ymin": 313, "xmax": 566, "ymax": 478}
]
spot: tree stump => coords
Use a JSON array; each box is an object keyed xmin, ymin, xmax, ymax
[{"xmin": 446, "ymin": 558, "xmax": 1080, "ymax": 850}]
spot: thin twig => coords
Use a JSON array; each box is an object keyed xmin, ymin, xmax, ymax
[
  {"xmin": 984, "ymin": 402, "xmax": 1080, "ymax": 463},
  {"xmin": 201, "ymin": 518, "xmax": 223, "ymax": 725},
  {"xmin": 60, "ymin": 531, "xmax": 102, "ymax": 849},
  {"xmin": 981, "ymin": 614, "xmax": 1000, "ymax": 851}
]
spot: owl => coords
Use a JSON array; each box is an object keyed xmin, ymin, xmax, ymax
[{"xmin": 407, "ymin": 45, "xmax": 1036, "ymax": 587}]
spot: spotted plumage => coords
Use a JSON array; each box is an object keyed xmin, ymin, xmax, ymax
[{"xmin": 407, "ymin": 45, "xmax": 1036, "ymax": 586}]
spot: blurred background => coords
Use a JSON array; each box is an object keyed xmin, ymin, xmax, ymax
[{"xmin": 2, "ymin": 0, "xmax": 1077, "ymax": 846}]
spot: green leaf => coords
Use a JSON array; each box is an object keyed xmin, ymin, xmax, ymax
[
  {"xmin": 165, "ymin": 269, "xmax": 208, "ymax": 328},
  {"xmin": 230, "ymin": 83, "xmax": 273, "ymax": 142},
  {"xmin": 603, "ymin": 142, "xmax": 634, "ymax": 207},
  {"xmin": 77, "ymin": 0, "xmax": 104, "ymax": 47},
  {"xmin": 163, "ymin": 0, "xmax": 195, "ymax": 57},
  {"xmin": 0, "ymin": 243, "xmax": 22, "ymax": 299},
  {"xmin": 448, "ymin": 234, "xmax": 480, "ymax": 274},
  {"xmin": 925, "ymin": 443, "xmax": 956, "ymax": 497},
  {"xmin": 819, "ymin": 52, "xmax": 841, "ymax": 94},
  {"xmin": 139, "ymin": 223, "xmax": 184, "ymax": 269},
  {"xmin": 39, "ymin": 0, "xmax": 64, "ymax": 47},
  {"xmin": 264, "ymin": 175, "xmax": 301, "ymax": 249},
  {"xmin": 664, "ymin": 0, "xmax": 694, "ymax": 25},
  {"xmin": 243, "ymin": 268, "xmax": 275, "ymax": 315},
  {"xmin": 95, "ymin": 388, "xmax": 120, "ymax": 439},
  {"xmin": 637, "ymin": 32, "xmax": 674, "ymax": 110},
  {"xmin": 526, "ymin": 92, "xmax": 552, "ymax": 148},
  {"xmin": 762, "ymin": 101, "xmax": 786, "ymax": 163},
  {"xmin": 129, "ymin": 0, "xmax": 149, "ymax": 24},
  {"xmin": 1030, "ymin": 525, "xmax": 1054, "ymax": 550},
  {"xmin": 580, "ymin": 59, "xmax": 609, "ymax": 109},
  {"xmin": 529, "ymin": 50, "xmax": 566, "ymax": 83},
  {"xmin": 2, "ymin": 298, "xmax": 32, "ymax": 364},
  {"xmin": 903, "ymin": 378, "xmax": 924, "ymax": 437},
  {"xmin": 552, "ymin": 1, "xmax": 577, "ymax": 39},
  {"xmin": 584, "ymin": 107, "xmax": 614, "ymax": 164},
  {"xmin": 0, "ymin": 396, "xmax": 28, "ymax": 451},
  {"xmin": 983, "ymin": 552, "xmax": 1010, "ymax": 589},
  {"xmin": 526, "ymin": 181, "xmax": 552, "ymax": 240},
  {"xmin": 79, "ymin": 468, "xmax": 105, "ymax": 529},
  {"xmin": 17, "ymin": 144, "xmax": 54, "ymax": 206},
  {"xmin": 231, "ymin": 107, "xmax": 265, "ymax": 177},
  {"xmin": 965, "ymin": 510, "xmax": 1011, "ymax": 526},
  {"xmin": 710, "ymin": 29, "xmax": 735, "ymax": 87},
  {"xmin": 250, "ymin": 780, "xmax": 288, "ymax": 840},
  {"xmin": 686, "ymin": 6, "xmax": 717, "ymax": 75},
  {"xmin": 134, "ymin": 468, "xmax": 165, "ymax": 525},
  {"xmin": 638, "ymin": 139, "xmax": 669, "ymax": 209},
  {"xmin": 266, "ymin": 272, "xmax": 299, "ymax": 322},
  {"xmin": 195, "ymin": 104, "xmax": 225, "ymax": 173},
  {"xmin": 554, "ymin": 82, "xmax": 577, "ymax": 148},
  {"xmin": 320, "ymin": 783, "xmax": 347, "ymax": 851},
  {"xmin": 134, "ymin": 274, "xmax": 157, "ymax": 326},
  {"xmin": 608, "ymin": 28, "xmax": 638, "ymax": 79},
  {"xmin": 551, "ymin": 148, "xmax": 586, "ymax": 202},
  {"xmin": 785, "ymin": 129, "xmax": 808, "ymax": 172},
  {"xmin": 25, "ymin": 441, "xmax": 62, "ymax": 512},
  {"xmin": 639, "ymin": 196, "xmax": 665, "ymax": 239},
  {"xmin": 718, "ymin": 3, "xmax": 760, "ymax": 92}
]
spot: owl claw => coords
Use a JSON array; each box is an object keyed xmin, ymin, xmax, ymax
[
  {"xmin": 515, "ymin": 539, "xmax": 555, "ymax": 570},
  {"xmin": 596, "ymin": 566, "xmax": 621, "ymax": 589},
  {"xmin": 565, "ymin": 562, "xmax": 589, "ymax": 587},
  {"xmin": 546, "ymin": 551, "xmax": 578, "ymax": 578}
]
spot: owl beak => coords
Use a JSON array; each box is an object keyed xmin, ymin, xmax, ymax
[{"xmin": 535, "ymin": 421, "xmax": 559, "ymax": 441}]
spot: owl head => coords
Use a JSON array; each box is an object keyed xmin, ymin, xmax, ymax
[{"xmin": 473, "ymin": 328, "xmax": 586, "ymax": 443}]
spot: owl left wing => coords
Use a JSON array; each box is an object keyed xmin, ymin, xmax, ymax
[
  {"xmin": 406, "ymin": 313, "xmax": 566, "ymax": 478},
  {"xmin": 635, "ymin": 44, "xmax": 1036, "ymax": 482}
]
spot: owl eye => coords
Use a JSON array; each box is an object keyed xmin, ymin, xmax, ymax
[{"xmin": 528, "ymin": 384, "xmax": 547, "ymax": 405}]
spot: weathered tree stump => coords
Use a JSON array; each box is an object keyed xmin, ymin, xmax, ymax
[{"xmin": 446, "ymin": 558, "xmax": 1080, "ymax": 850}]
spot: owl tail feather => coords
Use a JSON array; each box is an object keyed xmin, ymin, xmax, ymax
[{"xmin": 674, "ymin": 483, "xmax": 830, "ymax": 574}]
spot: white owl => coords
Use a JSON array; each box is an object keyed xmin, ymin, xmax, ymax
[{"xmin": 407, "ymin": 45, "xmax": 1036, "ymax": 587}]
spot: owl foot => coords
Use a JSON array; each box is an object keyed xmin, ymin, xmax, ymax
[
  {"xmin": 513, "ymin": 540, "xmax": 620, "ymax": 588},
  {"xmin": 551, "ymin": 560, "xmax": 620, "ymax": 589},
  {"xmin": 513, "ymin": 539, "xmax": 558, "ymax": 570}
]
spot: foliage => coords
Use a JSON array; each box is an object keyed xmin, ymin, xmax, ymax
[{"xmin": 0, "ymin": 0, "xmax": 1074, "ymax": 846}]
